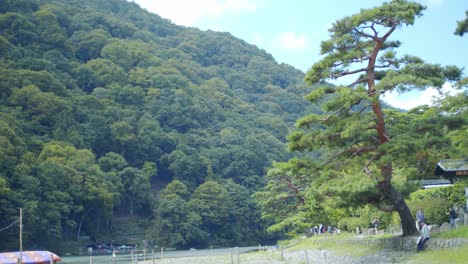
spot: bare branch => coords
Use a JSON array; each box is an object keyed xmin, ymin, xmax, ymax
[
  {"xmin": 323, "ymin": 145, "xmax": 377, "ymax": 166},
  {"xmin": 370, "ymin": 136, "xmax": 380, "ymax": 145},
  {"xmin": 374, "ymin": 63, "xmax": 391, "ymax": 68},
  {"xmin": 332, "ymin": 67, "xmax": 368, "ymax": 78},
  {"xmin": 377, "ymin": 203, "xmax": 395, "ymax": 212},
  {"xmin": 320, "ymin": 106, "xmax": 345, "ymax": 122},
  {"xmin": 353, "ymin": 28, "xmax": 377, "ymax": 40},
  {"xmin": 349, "ymin": 77, "xmax": 369, "ymax": 87},
  {"xmin": 358, "ymin": 104, "xmax": 369, "ymax": 114},
  {"xmin": 361, "ymin": 152, "xmax": 382, "ymax": 174},
  {"xmin": 332, "ymin": 56, "xmax": 370, "ymax": 67},
  {"xmin": 380, "ymin": 24, "xmax": 397, "ymax": 42},
  {"xmin": 344, "ymin": 99, "xmax": 362, "ymax": 114},
  {"xmin": 370, "ymin": 23, "xmax": 377, "ymax": 36},
  {"xmin": 279, "ymin": 175, "xmax": 305, "ymax": 205}
]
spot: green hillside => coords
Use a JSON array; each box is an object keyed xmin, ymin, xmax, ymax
[
  {"xmin": 2, "ymin": 0, "xmax": 466, "ymax": 253},
  {"xmin": 0, "ymin": 0, "xmax": 321, "ymax": 251}
]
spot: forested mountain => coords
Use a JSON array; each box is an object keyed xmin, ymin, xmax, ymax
[
  {"xmin": 0, "ymin": 0, "xmax": 322, "ymax": 250},
  {"xmin": 4, "ymin": 0, "xmax": 465, "ymax": 253}
]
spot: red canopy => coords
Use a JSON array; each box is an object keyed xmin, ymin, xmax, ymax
[{"xmin": 0, "ymin": 251, "xmax": 61, "ymax": 264}]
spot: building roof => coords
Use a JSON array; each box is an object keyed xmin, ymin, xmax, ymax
[
  {"xmin": 435, "ymin": 158, "xmax": 468, "ymax": 174},
  {"xmin": 421, "ymin": 179, "xmax": 453, "ymax": 189}
]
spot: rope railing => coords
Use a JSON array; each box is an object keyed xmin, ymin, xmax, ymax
[{"xmin": 0, "ymin": 218, "xmax": 20, "ymax": 232}]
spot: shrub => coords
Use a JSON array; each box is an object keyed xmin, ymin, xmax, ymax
[
  {"xmin": 408, "ymin": 196, "xmax": 449, "ymax": 225},
  {"xmin": 410, "ymin": 179, "xmax": 467, "ymax": 207}
]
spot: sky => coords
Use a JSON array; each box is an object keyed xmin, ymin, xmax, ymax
[{"xmin": 131, "ymin": 0, "xmax": 467, "ymax": 109}]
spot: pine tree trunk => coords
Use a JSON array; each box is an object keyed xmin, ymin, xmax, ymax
[
  {"xmin": 375, "ymin": 165, "xmax": 418, "ymax": 236},
  {"xmin": 388, "ymin": 186, "xmax": 418, "ymax": 236},
  {"xmin": 378, "ymin": 163, "xmax": 418, "ymax": 236}
]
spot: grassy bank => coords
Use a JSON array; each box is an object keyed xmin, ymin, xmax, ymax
[
  {"xmin": 404, "ymin": 244, "xmax": 468, "ymax": 263},
  {"xmin": 282, "ymin": 225, "xmax": 468, "ymax": 260},
  {"xmin": 284, "ymin": 233, "xmax": 382, "ymax": 257},
  {"xmin": 403, "ymin": 226, "xmax": 468, "ymax": 263},
  {"xmin": 432, "ymin": 225, "xmax": 468, "ymax": 239}
]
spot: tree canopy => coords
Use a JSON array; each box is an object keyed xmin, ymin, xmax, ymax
[
  {"xmin": 263, "ymin": 0, "xmax": 466, "ymax": 236},
  {"xmin": 455, "ymin": 11, "xmax": 468, "ymax": 36}
]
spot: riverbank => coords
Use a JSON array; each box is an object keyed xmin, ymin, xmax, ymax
[
  {"xmin": 136, "ymin": 227, "xmax": 468, "ymax": 264},
  {"xmin": 136, "ymin": 244, "xmax": 466, "ymax": 264}
]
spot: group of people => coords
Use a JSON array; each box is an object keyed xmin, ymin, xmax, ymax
[
  {"xmin": 415, "ymin": 206, "xmax": 458, "ymax": 252},
  {"xmin": 309, "ymin": 224, "xmax": 340, "ymax": 236}
]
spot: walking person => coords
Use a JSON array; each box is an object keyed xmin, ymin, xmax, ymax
[
  {"xmin": 447, "ymin": 206, "xmax": 457, "ymax": 230},
  {"xmin": 417, "ymin": 221, "xmax": 430, "ymax": 252},
  {"xmin": 372, "ymin": 217, "xmax": 379, "ymax": 233},
  {"xmin": 416, "ymin": 208, "xmax": 425, "ymax": 231}
]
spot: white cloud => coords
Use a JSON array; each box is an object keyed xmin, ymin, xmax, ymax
[
  {"xmin": 274, "ymin": 32, "xmax": 308, "ymax": 50},
  {"xmin": 133, "ymin": 0, "xmax": 260, "ymax": 26},
  {"xmin": 382, "ymin": 83, "xmax": 461, "ymax": 110}
]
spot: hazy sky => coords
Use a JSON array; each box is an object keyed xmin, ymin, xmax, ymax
[{"xmin": 131, "ymin": 0, "xmax": 467, "ymax": 109}]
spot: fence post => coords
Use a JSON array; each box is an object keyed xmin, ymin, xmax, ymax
[
  {"xmin": 236, "ymin": 247, "xmax": 239, "ymax": 264},
  {"xmin": 152, "ymin": 250, "xmax": 155, "ymax": 264},
  {"xmin": 50, "ymin": 253, "xmax": 53, "ymax": 264},
  {"xmin": 281, "ymin": 245, "xmax": 284, "ymax": 261},
  {"xmin": 88, "ymin": 247, "xmax": 93, "ymax": 264},
  {"xmin": 143, "ymin": 249, "xmax": 146, "ymax": 261},
  {"xmin": 304, "ymin": 249, "xmax": 309, "ymax": 264},
  {"xmin": 322, "ymin": 250, "xmax": 327, "ymax": 264},
  {"xmin": 131, "ymin": 251, "xmax": 134, "ymax": 264},
  {"xmin": 161, "ymin": 247, "xmax": 164, "ymax": 259},
  {"xmin": 112, "ymin": 250, "xmax": 116, "ymax": 264},
  {"xmin": 230, "ymin": 248, "xmax": 234, "ymax": 264}
]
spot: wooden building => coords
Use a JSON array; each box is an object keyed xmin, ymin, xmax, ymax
[{"xmin": 434, "ymin": 159, "xmax": 468, "ymax": 183}]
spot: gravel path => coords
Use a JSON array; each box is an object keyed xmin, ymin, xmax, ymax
[{"xmin": 140, "ymin": 248, "xmax": 413, "ymax": 264}]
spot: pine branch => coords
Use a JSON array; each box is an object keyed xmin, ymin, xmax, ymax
[
  {"xmin": 349, "ymin": 77, "xmax": 369, "ymax": 87},
  {"xmin": 353, "ymin": 28, "xmax": 377, "ymax": 40},
  {"xmin": 279, "ymin": 175, "xmax": 305, "ymax": 205}
]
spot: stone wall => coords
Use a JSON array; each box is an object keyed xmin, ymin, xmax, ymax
[{"xmin": 331, "ymin": 236, "xmax": 468, "ymax": 252}]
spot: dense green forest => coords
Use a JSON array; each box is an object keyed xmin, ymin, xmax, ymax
[
  {"xmin": 1, "ymin": 0, "xmax": 467, "ymax": 253},
  {"xmin": 0, "ymin": 0, "xmax": 321, "ymax": 250}
]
